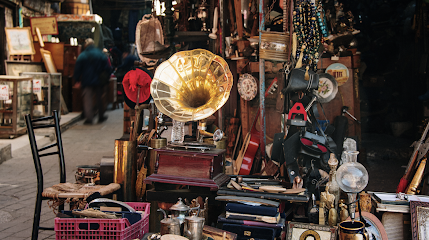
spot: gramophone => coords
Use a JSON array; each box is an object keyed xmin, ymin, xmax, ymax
[{"xmin": 144, "ymin": 49, "xmax": 233, "ymax": 190}]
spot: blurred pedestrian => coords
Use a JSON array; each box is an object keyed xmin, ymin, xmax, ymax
[
  {"xmin": 74, "ymin": 38, "xmax": 112, "ymax": 124},
  {"xmin": 114, "ymin": 45, "xmax": 139, "ymax": 82}
]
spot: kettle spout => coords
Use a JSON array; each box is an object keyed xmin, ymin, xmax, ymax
[{"xmin": 157, "ymin": 208, "xmax": 167, "ymax": 219}]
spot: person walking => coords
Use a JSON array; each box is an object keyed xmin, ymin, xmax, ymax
[
  {"xmin": 114, "ymin": 45, "xmax": 139, "ymax": 82},
  {"xmin": 74, "ymin": 38, "xmax": 112, "ymax": 124}
]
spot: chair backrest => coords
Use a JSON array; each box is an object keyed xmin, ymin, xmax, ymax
[{"xmin": 25, "ymin": 110, "xmax": 66, "ymax": 191}]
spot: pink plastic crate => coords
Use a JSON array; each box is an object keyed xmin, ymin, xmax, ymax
[{"xmin": 55, "ymin": 202, "xmax": 150, "ymax": 240}]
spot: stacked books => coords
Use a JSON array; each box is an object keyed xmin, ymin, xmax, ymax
[{"xmin": 217, "ymin": 199, "xmax": 285, "ymax": 240}]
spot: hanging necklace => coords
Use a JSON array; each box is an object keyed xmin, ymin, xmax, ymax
[
  {"xmin": 316, "ymin": 0, "xmax": 329, "ymax": 37},
  {"xmin": 293, "ymin": 0, "xmax": 321, "ymax": 70}
]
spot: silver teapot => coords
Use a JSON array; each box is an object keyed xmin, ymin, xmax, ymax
[{"xmin": 169, "ymin": 198, "xmax": 199, "ymax": 225}]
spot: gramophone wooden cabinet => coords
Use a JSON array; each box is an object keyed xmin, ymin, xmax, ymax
[{"xmin": 144, "ymin": 147, "xmax": 230, "ymax": 190}]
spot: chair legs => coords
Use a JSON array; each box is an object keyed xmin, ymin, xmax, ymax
[
  {"xmin": 31, "ymin": 191, "xmax": 42, "ymax": 240},
  {"xmin": 31, "ymin": 193, "xmax": 64, "ymax": 239}
]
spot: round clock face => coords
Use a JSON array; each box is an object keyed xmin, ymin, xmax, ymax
[{"xmin": 238, "ymin": 73, "xmax": 258, "ymax": 101}]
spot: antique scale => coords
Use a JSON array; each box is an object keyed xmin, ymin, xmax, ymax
[{"xmin": 144, "ymin": 49, "xmax": 233, "ymax": 190}]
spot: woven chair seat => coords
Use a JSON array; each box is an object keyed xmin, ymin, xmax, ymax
[{"xmin": 42, "ymin": 183, "xmax": 120, "ymax": 199}]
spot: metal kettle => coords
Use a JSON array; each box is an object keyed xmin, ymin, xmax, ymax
[
  {"xmin": 184, "ymin": 213, "xmax": 205, "ymax": 240},
  {"xmin": 158, "ymin": 209, "xmax": 181, "ymax": 236}
]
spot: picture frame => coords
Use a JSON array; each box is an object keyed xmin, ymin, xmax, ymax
[
  {"xmin": 30, "ymin": 16, "xmax": 58, "ymax": 35},
  {"xmin": 36, "ymin": 27, "xmax": 44, "ymax": 48},
  {"xmin": 410, "ymin": 201, "xmax": 429, "ymax": 240},
  {"xmin": 5, "ymin": 61, "xmax": 45, "ymax": 76},
  {"xmin": 40, "ymin": 49, "xmax": 57, "ymax": 73},
  {"xmin": 4, "ymin": 27, "xmax": 35, "ymax": 56},
  {"xmin": 286, "ymin": 222, "xmax": 336, "ymax": 240}
]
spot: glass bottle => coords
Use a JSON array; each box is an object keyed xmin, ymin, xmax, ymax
[{"xmin": 336, "ymin": 151, "xmax": 369, "ymax": 221}]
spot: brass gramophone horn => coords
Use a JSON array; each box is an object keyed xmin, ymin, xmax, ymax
[{"xmin": 150, "ymin": 49, "xmax": 233, "ymax": 122}]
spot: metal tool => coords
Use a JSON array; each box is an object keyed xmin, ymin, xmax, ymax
[
  {"xmin": 156, "ymin": 113, "xmax": 168, "ymax": 138},
  {"xmin": 342, "ymin": 106, "xmax": 361, "ymax": 124}
]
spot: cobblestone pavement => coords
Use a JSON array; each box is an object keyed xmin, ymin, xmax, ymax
[{"xmin": 0, "ymin": 108, "xmax": 123, "ymax": 239}]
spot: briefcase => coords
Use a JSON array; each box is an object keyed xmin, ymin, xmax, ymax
[{"xmin": 221, "ymin": 223, "xmax": 276, "ymax": 240}]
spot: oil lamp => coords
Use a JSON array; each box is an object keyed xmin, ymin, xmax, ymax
[{"xmin": 335, "ymin": 150, "xmax": 369, "ymax": 220}]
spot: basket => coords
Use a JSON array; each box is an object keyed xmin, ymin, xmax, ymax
[{"xmin": 55, "ymin": 202, "xmax": 150, "ymax": 240}]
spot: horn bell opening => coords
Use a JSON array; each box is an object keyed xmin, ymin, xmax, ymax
[{"xmin": 150, "ymin": 49, "xmax": 233, "ymax": 122}]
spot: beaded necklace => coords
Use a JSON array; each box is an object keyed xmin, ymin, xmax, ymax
[
  {"xmin": 316, "ymin": 1, "xmax": 329, "ymax": 37},
  {"xmin": 293, "ymin": 0, "xmax": 321, "ymax": 70}
]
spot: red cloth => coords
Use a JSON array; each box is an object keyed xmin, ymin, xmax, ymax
[{"xmin": 122, "ymin": 68, "xmax": 152, "ymax": 103}]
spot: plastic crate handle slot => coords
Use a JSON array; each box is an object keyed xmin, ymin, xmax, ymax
[{"xmin": 78, "ymin": 223, "xmax": 100, "ymax": 230}]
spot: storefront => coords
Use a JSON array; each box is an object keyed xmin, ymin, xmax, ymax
[{"xmin": 1, "ymin": 0, "xmax": 427, "ymax": 240}]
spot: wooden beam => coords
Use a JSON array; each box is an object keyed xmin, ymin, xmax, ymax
[{"xmin": 234, "ymin": 0, "xmax": 244, "ymax": 38}]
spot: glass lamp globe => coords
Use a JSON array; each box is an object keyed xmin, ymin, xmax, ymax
[{"xmin": 335, "ymin": 151, "xmax": 369, "ymax": 220}]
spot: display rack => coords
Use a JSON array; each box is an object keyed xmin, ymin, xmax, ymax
[
  {"xmin": 20, "ymin": 72, "xmax": 62, "ymax": 119},
  {"xmin": 0, "ymin": 76, "xmax": 33, "ymax": 138}
]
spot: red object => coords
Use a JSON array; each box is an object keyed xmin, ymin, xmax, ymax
[
  {"xmin": 288, "ymin": 102, "xmax": 307, "ymax": 121},
  {"xmin": 300, "ymin": 138, "xmax": 327, "ymax": 153},
  {"xmin": 122, "ymin": 68, "xmax": 152, "ymax": 104},
  {"xmin": 396, "ymin": 178, "xmax": 408, "ymax": 193},
  {"xmin": 144, "ymin": 148, "xmax": 229, "ymax": 191},
  {"xmin": 54, "ymin": 202, "xmax": 150, "ymax": 240},
  {"xmin": 238, "ymin": 78, "xmax": 278, "ymax": 175}
]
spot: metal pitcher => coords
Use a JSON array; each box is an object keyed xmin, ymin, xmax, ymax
[
  {"xmin": 158, "ymin": 209, "xmax": 181, "ymax": 236},
  {"xmin": 184, "ymin": 214, "xmax": 205, "ymax": 240},
  {"xmin": 169, "ymin": 198, "xmax": 200, "ymax": 225}
]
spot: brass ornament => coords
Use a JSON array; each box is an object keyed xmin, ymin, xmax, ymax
[
  {"xmin": 328, "ymin": 204, "xmax": 337, "ymax": 227},
  {"xmin": 299, "ymin": 230, "xmax": 321, "ymax": 240}
]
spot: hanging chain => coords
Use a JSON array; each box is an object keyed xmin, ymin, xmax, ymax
[
  {"xmin": 283, "ymin": 0, "xmax": 289, "ymax": 32},
  {"xmin": 264, "ymin": 0, "xmax": 278, "ymax": 23}
]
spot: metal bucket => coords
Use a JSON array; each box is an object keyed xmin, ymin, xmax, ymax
[
  {"xmin": 259, "ymin": 31, "xmax": 290, "ymax": 62},
  {"xmin": 75, "ymin": 165, "xmax": 100, "ymax": 184}
]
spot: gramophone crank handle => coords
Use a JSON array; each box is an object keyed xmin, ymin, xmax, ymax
[{"xmin": 159, "ymin": 126, "xmax": 168, "ymax": 136}]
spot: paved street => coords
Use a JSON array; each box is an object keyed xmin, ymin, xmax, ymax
[{"xmin": 0, "ymin": 107, "xmax": 124, "ymax": 239}]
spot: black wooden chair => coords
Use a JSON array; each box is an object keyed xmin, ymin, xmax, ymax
[{"xmin": 25, "ymin": 110, "xmax": 65, "ymax": 240}]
